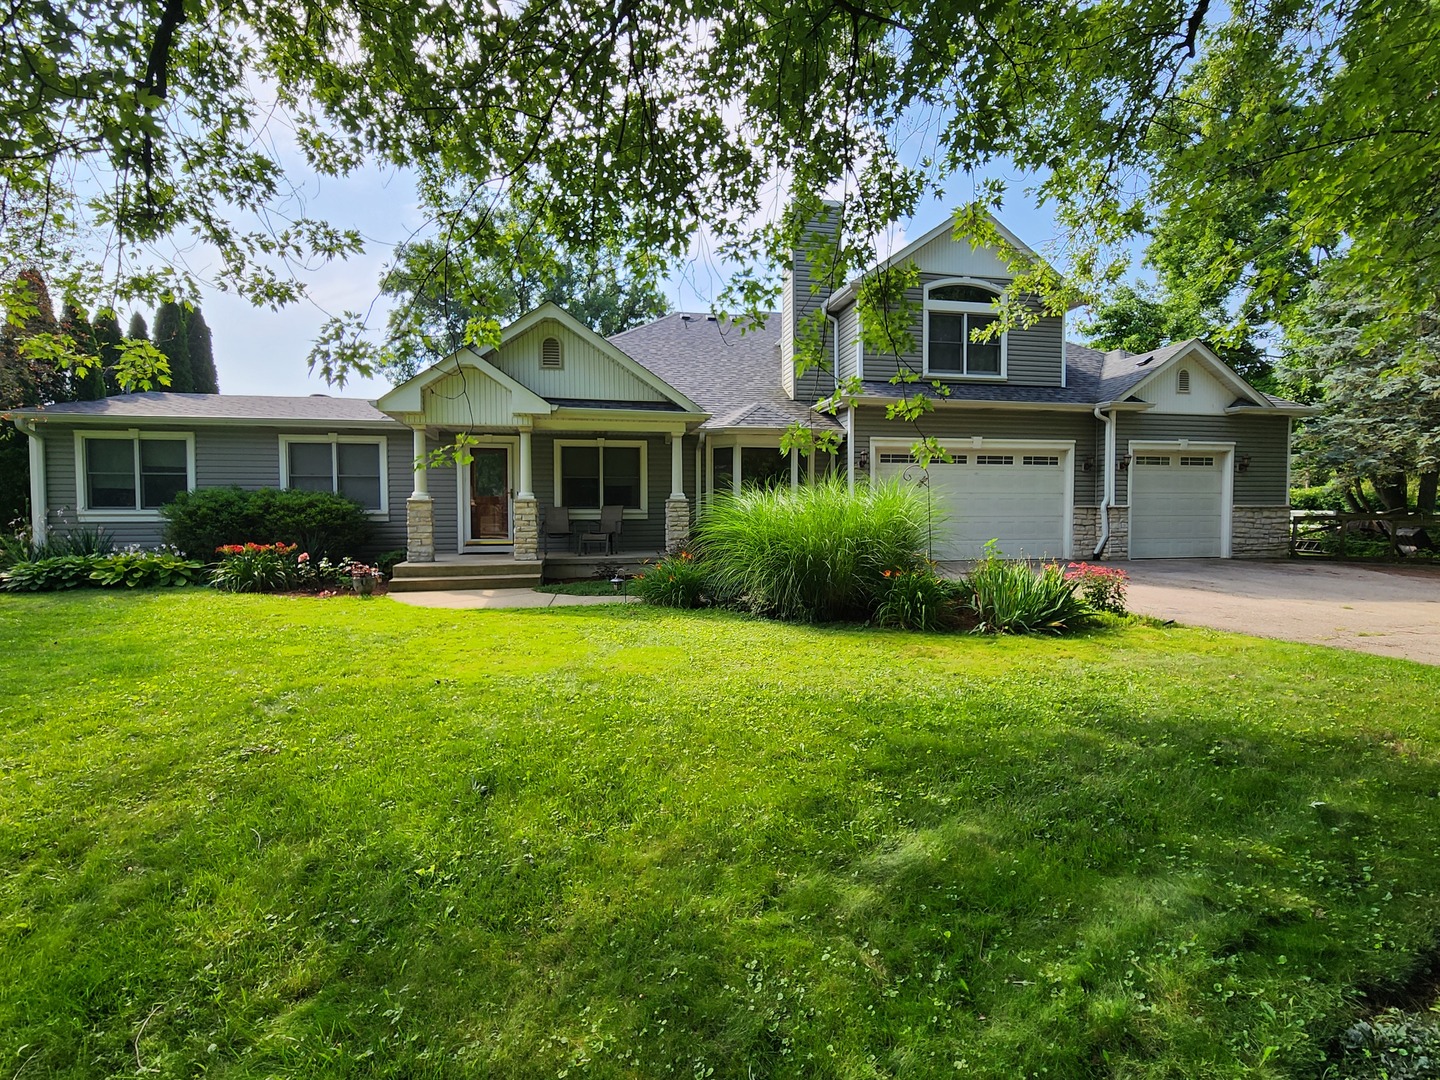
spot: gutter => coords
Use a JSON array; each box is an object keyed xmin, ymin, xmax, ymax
[
  {"xmin": 1092, "ymin": 404, "xmax": 1115, "ymax": 558},
  {"xmin": 12, "ymin": 416, "xmax": 46, "ymax": 545}
]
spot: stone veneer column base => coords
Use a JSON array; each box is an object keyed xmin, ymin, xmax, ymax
[
  {"xmin": 1072, "ymin": 507, "xmax": 1100, "ymax": 558},
  {"xmin": 513, "ymin": 498, "xmax": 539, "ymax": 561},
  {"xmin": 406, "ymin": 496, "xmax": 435, "ymax": 563},
  {"xmin": 1232, "ymin": 506, "xmax": 1291, "ymax": 558},
  {"xmin": 1101, "ymin": 506, "xmax": 1130, "ymax": 560},
  {"xmin": 665, "ymin": 498, "xmax": 691, "ymax": 552}
]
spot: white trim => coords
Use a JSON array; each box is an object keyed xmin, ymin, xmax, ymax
[
  {"xmin": 72, "ymin": 428, "xmax": 196, "ymax": 522},
  {"xmin": 459, "ymin": 436, "xmax": 519, "ymax": 549},
  {"xmin": 1125, "ymin": 439, "xmax": 1235, "ymax": 559},
  {"xmin": 1285, "ymin": 418, "xmax": 1293, "ymax": 503},
  {"xmin": 552, "ymin": 438, "xmax": 649, "ymax": 520},
  {"xmin": 13, "ymin": 418, "xmax": 46, "ymax": 543},
  {"xmin": 279, "ymin": 433, "xmax": 390, "ymax": 518},
  {"xmin": 1060, "ymin": 311, "xmax": 1067, "ymax": 389},
  {"xmin": 921, "ymin": 278, "xmax": 1009, "ymax": 381},
  {"xmin": 868, "ymin": 436, "xmax": 1076, "ymax": 560},
  {"xmin": 846, "ymin": 407, "xmax": 856, "ymax": 492}
]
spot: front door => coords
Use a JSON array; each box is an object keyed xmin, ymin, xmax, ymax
[{"xmin": 468, "ymin": 446, "xmax": 511, "ymax": 544}]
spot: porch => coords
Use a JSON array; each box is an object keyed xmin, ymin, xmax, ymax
[{"xmin": 388, "ymin": 551, "xmax": 667, "ymax": 592}]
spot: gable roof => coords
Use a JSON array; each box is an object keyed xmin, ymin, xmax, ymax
[
  {"xmin": 378, "ymin": 344, "xmax": 552, "ymax": 416},
  {"xmin": 611, "ymin": 312, "xmax": 842, "ymax": 432},
  {"xmin": 6, "ymin": 393, "xmax": 398, "ymax": 425}
]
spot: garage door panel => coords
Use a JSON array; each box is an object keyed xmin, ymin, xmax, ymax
[
  {"xmin": 1130, "ymin": 454, "xmax": 1224, "ymax": 558},
  {"xmin": 879, "ymin": 449, "xmax": 1067, "ymax": 560}
]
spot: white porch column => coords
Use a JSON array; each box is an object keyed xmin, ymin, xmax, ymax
[
  {"xmin": 665, "ymin": 430, "xmax": 690, "ymax": 551},
  {"xmin": 517, "ymin": 426, "xmax": 535, "ymax": 500},
  {"xmin": 790, "ymin": 448, "xmax": 799, "ymax": 490},
  {"xmin": 405, "ymin": 425, "xmax": 435, "ymax": 563},
  {"xmin": 670, "ymin": 432, "xmax": 686, "ymax": 500},
  {"xmin": 410, "ymin": 425, "xmax": 429, "ymax": 498},
  {"xmin": 513, "ymin": 423, "xmax": 538, "ymax": 560},
  {"xmin": 731, "ymin": 444, "xmax": 742, "ymax": 495}
]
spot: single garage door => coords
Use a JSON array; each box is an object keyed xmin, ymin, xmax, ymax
[
  {"xmin": 877, "ymin": 449, "xmax": 1068, "ymax": 560},
  {"xmin": 1129, "ymin": 451, "xmax": 1225, "ymax": 558}
]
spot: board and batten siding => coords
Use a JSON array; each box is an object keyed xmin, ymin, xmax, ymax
[
  {"xmin": 421, "ymin": 365, "xmax": 531, "ymax": 428},
  {"xmin": 1115, "ymin": 413, "xmax": 1290, "ymax": 505},
  {"xmin": 860, "ymin": 274, "xmax": 1064, "ymax": 388},
  {"xmin": 37, "ymin": 421, "xmax": 409, "ymax": 553},
  {"xmin": 488, "ymin": 321, "xmax": 670, "ymax": 402},
  {"xmin": 851, "ymin": 406, "xmax": 1103, "ymax": 506}
]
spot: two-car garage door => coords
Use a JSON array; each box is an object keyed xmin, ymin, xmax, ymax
[{"xmin": 876, "ymin": 447, "xmax": 1069, "ymax": 560}]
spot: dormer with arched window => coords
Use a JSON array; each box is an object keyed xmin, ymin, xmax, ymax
[{"xmin": 922, "ymin": 279, "xmax": 1007, "ymax": 380}]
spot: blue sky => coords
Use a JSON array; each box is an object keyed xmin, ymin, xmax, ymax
[{"xmin": 198, "ymin": 163, "xmax": 1084, "ymax": 399}]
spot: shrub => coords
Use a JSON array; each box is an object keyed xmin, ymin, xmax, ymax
[
  {"xmin": 376, "ymin": 549, "xmax": 406, "ymax": 577},
  {"xmin": 162, "ymin": 487, "xmax": 373, "ymax": 561},
  {"xmin": 0, "ymin": 552, "xmax": 203, "ymax": 592},
  {"xmin": 210, "ymin": 542, "xmax": 302, "ymax": 593},
  {"xmin": 695, "ymin": 477, "xmax": 931, "ymax": 622},
  {"xmin": 873, "ymin": 567, "xmax": 957, "ymax": 630},
  {"xmin": 956, "ymin": 543, "xmax": 1094, "ymax": 634},
  {"xmin": 1291, "ymin": 484, "xmax": 1347, "ymax": 512},
  {"xmin": 1064, "ymin": 561, "xmax": 1129, "ymax": 614},
  {"xmin": 632, "ymin": 550, "xmax": 711, "ymax": 608}
]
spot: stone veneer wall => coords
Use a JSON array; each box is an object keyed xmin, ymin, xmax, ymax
[
  {"xmin": 1103, "ymin": 506, "xmax": 1130, "ymax": 560},
  {"xmin": 1232, "ymin": 506, "xmax": 1290, "ymax": 558},
  {"xmin": 406, "ymin": 497, "xmax": 435, "ymax": 563},
  {"xmin": 513, "ymin": 498, "xmax": 539, "ymax": 560},
  {"xmin": 1072, "ymin": 507, "xmax": 1099, "ymax": 557},
  {"xmin": 665, "ymin": 498, "xmax": 691, "ymax": 552}
]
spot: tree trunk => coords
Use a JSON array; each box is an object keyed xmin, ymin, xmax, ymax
[
  {"xmin": 1419, "ymin": 472, "xmax": 1438, "ymax": 514},
  {"xmin": 1374, "ymin": 473, "xmax": 1410, "ymax": 512}
]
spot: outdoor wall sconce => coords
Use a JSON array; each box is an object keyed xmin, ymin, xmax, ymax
[
  {"xmin": 856, "ymin": 450, "xmax": 871, "ymax": 470},
  {"xmin": 1081, "ymin": 455, "xmax": 1096, "ymax": 472},
  {"xmin": 1117, "ymin": 453, "xmax": 1132, "ymax": 471},
  {"xmin": 1236, "ymin": 454, "xmax": 1252, "ymax": 473}
]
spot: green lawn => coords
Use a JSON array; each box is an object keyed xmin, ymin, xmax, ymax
[{"xmin": 3, "ymin": 594, "xmax": 1440, "ymax": 1078}]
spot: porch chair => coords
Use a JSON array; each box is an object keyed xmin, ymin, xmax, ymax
[
  {"xmin": 543, "ymin": 505, "xmax": 573, "ymax": 554},
  {"xmin": 578, "ymin": 504, "xmax": 624, "ymax": 555}
]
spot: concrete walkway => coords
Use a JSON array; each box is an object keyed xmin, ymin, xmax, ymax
[
  {"xmin": 1120, "ymin": 560, "xmax": 1440, "ymax": 665},
  {"xmin": 389, "ymin": 588, "xmax": 639, "ymax": 610}
]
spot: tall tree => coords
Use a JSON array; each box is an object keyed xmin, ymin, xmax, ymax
[
  {"xmin": 187, "ymin": 308, "xmax": 220, "ymax": 393},
  {"xmin": 92, "ymin": 311, "xmax": 124, "ymax": 395},
  {"xmin": 0, "ymin": 270, "xmax": 64, "ymax": 529},
  {"xmin": 380, "ymin": 211, "xmax": 670, "ymax": 381},
  {"xmin": 126, "ymin": 312, "xmax": 150, "ymax": 344},
  {"xmin": 60, "ymin": 302, "xmax": 105, "ymax": 400},
  {"xmin": 1280, "ymin": 278, "xmax": 1440, "ymax": 514},
  {"xmin": 152, "ymin": 301, "xmax": 194, "ymax": 392},
  {"xmin": 1083, "ymin": 283, "xmax": 1274, "ymax": 391}
]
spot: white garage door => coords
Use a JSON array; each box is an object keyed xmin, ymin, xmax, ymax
[
  {"xmin": 1129, "ymin": 451, "xmax": 1225, "ymax": 558},
  {"xmin": 878, "ymin": 449, "xmax": 1068, "ymax": 560}
]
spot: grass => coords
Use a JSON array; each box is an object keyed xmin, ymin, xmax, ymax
[
  {"xmin": 3, "ymin": 594, "xmax": 1440, "ymax": 1078},
  {"xmin": 536, "ymin": 579, "xmax": 624, "ymax": 595}
]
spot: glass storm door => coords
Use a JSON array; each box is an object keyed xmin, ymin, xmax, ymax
[{"xmin": 469, "ymin": 446, "xmax": 511, "ymax": 542}]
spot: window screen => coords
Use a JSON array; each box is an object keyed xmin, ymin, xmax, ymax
[
  {"xmin": 139, "ymin": 440, "xmax": 188, "ymax": 508},
  {"xmin": 288, "ymin": 442, "xmax": 334, "ymax": 492},
  {"xmin": 560, "ymin": 444, "xmax": 602, "ymax": 508},
  {"xmin": 603, "ymin": 446, "xmax": 643, "ymax": 508},
  {"xmin": 87, "ymin": 439, "xmax": 137, "ymax": 508},
  {"xmin": 337, "ymin": 443, "xmax": 383, "ymax": 509}
]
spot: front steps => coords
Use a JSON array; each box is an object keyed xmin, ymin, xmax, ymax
[{"xmin": 388, "ymin": 558, "xmax": 542, "ymax": 593}]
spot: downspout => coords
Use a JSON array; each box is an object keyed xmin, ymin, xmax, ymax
[
  {"xmin": 1092, "ymin": 405, "xmax": 1114, "ymax": 558},
  {"xmin": 13, "ymin": 416, "xmax": 46, "ymax": 545},
  {"xmin": 828, "ymin": 313, "xmax": 842, "ymax": 489}
]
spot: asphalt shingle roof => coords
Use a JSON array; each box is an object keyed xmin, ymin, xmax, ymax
[
  {"xmin": 610, "ymin": 312, "xmax": 841, "ymax": 431},
  {"xmin": 12, "ymin": 392, "xmax": 397, "ymax": 424}
]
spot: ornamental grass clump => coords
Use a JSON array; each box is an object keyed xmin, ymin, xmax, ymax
[
  {"xmin": 957, "ymin": 541, "xmax": 1094, "ymax": 634},
  {"xmin": 695, "ymin": 477, "xmax": 931, "ymax": 622},
  {"xmin": 873, "ymin": 566, "xmax": 958, "ymax": 631}
]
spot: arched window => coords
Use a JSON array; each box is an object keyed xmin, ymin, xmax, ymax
[
  {"xmin": 923, "ymin": 280, "xmax": 1006, "ymax": 378},
  {"xmin": 541, "ymin": 336, "xmax": 563, "ymax": 369}
]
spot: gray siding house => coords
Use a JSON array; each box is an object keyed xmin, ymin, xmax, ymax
[{"xmin": 11, "ymin": 209, "xmax": 1309, "ymax": 570}]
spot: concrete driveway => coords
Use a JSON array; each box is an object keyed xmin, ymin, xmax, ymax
[{"xmin": 1119, "ymin": 560, "xmax": 1440, "ymax": 664}]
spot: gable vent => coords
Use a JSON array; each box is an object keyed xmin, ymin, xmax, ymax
[
  {"xmin": 541, "ymin": 336, "xmax": 563, "ymax": 369},
  {"xmin": 1177, "ymin": 367, "xmax": 1191, "ymax": 394}
]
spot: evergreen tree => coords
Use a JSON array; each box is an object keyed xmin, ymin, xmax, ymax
[
  {"xmin": 61, "ymin": 302, "xmax": 105, "ymax": 400},
  {"xmin": 92, "ymin": 311, "xmax": 124, "ymax": 395},
  {"xmin": 0, "ymin": 270, "xmax": 65, "ymax": 407},
  {"xmin": 126, "ymin": 311, "xmax": 149, "ymax": 342},
  {"xmin": 152, "ymin": 301, "xmax": 194, "ymax": 393},
  {"xmin": 187, "ymin": 308, "xmax": 220, "ymax": 393}
]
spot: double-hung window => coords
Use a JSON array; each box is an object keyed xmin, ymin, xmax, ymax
[
  {"xmin": 280, "ymin": 436, "xmax": 388, "ymax": 514},
  {"xmin": 556, "ymin": 441, "xmax": 646, "ymax": 514},
  {"xmin": 924, "ymin": 281, "xmax": 1006, "ymax": 379},
  {"xmin": 77, "ymin": 432, "xmax": 193, "ymax": 514}
]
